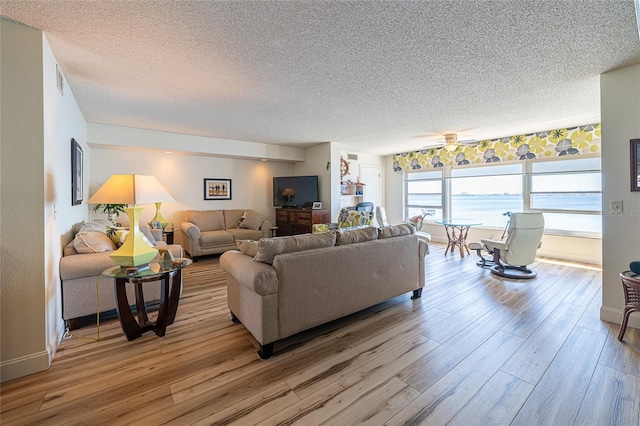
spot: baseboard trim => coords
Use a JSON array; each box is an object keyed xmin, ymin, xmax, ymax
[
  {"xmin": 600, "ymin": 306, "xmax": 640, "ymax": 329},
  {"xmin": 1, "ymin": 350, "xmax": 50, "ymax": 383}
]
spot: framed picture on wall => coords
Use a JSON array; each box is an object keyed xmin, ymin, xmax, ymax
[
  {"xmin": 204, "ymin": 178, "xmax": 232, "ymax": 200},
  {"xmin": 631, "ymin": 139, "xmax": 640, "ymax": 192},
  {"xmin": 71, "ymin": 138, "xmax": 83, "ymax": 205}
]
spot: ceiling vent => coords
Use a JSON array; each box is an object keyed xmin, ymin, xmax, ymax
[{"xmin": 347, "ymin": 153, "xmax": 358, "ymax": 161}]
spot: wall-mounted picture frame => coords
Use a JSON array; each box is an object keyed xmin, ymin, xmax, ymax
[
  {"xmin": 312, "ymin": 201, "xmax": 322, "ymax": 209},
  {"xmin": 631, "ymin": 139, "xmax": 640, "ymax": 192},
  {"xmin": 71, "ymin": 138, "xmax": 83, "ymax": 205},
  {"xmin": 204, "ymin": 178, "xmax": 232, "ymax": 200}
]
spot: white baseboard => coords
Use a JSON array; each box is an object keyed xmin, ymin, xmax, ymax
[
  {"xmin": 1, "ymin": 351, "xmax": 50, "ymax": 383},
  {"xmin": 600, "ymin": 306, "xmax": 640, "ymax": 329}
]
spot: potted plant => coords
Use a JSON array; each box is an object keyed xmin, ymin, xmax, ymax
[{"xmin": 92, "ymin": 203, "xmax": 127, "ymax": 226}]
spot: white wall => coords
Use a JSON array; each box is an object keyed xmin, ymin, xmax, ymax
[
  {"xmin": 600, "ymin": 63, "xmax": 640, "ymax": 328},
  {"xmin": 293, "ymin": 142, "xmax": 333, "ymax": 212},
  {"xmin": 1, "ymin": 20, "xmax": 87, "ymax": 382},
  {"xmin": 89, "ymin": 148, "xmax": 294, "ymax": 246},
  {"xmin": 42, "ymin": 33, "xmax": 89, "ymax": 363}
]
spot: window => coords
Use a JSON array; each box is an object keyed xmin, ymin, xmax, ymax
[
  {"xmin": 450, "ymin": 164, "xmax": 523, "ymax": 228},
  {"xmin": 528, "ymin": 157, "xmax": 601, "ymax": 235},
  {"xmin": 403, "ymin": 156, "xmax": 602, "ymax": 237},
  {"xmin": 406, "ymin": 170, "xmax": 442, "ymax": 221}
]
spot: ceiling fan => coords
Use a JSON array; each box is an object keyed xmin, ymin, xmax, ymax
[{"xmin": 423, "ymin": 133, "xmax": 478, "ymax": 152}]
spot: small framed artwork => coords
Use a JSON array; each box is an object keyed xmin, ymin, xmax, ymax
[
  {"xmin": 312, "ymin": 201, "xmax": 322, "ymax": 209},
  {"xmin": 631, "ymin": 139, "xmax": 640, "ymax": 192},
  {"xmin": 71, "ymin": 138, "xmax": 83, "ymax": 205},
  {"xmin": 204, "ymin": 178, "xmax": 232, "ymax": 200}
]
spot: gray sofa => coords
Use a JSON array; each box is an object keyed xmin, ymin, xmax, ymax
[
  {"xmin": 181, "ymin": 209, "xmax": 271, "ymax": 259},
  {"xmin": 219, "ymin": 224, "xmax": 429, "ymax": 358},
  {"xmin": 59, "ymin": 220, "xmax": 183, "ymax": 328}
]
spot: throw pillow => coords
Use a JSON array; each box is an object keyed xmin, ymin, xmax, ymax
[
  {"xmin": 254, "ymin": 232, "xmax": 336, "ymax": 264},
  {"xmin": 73, "ymin": 231, "xmax": 116, "ymax": 254},
  {"xmin": 236, "ymin": 239, "xmax": 259, "ymax": 257},
  {"xmin": 239, "ymin": 210, "xmax": 265, "ymax": 230},
  {"xmin": 336, "ymin": 227, "xmax": 379, "ymax": 245},
  {"xmin": 77, "ymin": 218, "xmax": 112, "ymax": 234},
  {"xmin": 378, "ymin": 223, "xmax": 415, "ymax": 239}
]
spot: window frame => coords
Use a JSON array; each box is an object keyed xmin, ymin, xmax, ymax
[{"xmin": 404, "ymin": 154, "xmax": 602, "ymax": 238}]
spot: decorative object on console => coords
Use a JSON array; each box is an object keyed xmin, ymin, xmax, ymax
[
  {"xmin": 149, "ymin": 184, "xmax": 174, "ymax": 228},
  {"xmin": 204, "ymin": 178, "xmax": 232, "ymax": 200},
  {"xmin": 87, "ymin": 174, "xmax": 175, "ymax": 267},
  {"xmin": 281, "ymin": 188, "xmax": 295, "ymax": 207},
  {"xmin": 312, "ymin": 201, "xmax": 322, "ymax": 209}
]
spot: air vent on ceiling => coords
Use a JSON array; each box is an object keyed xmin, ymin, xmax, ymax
[
  {"xmin": 56, "ymin": 64, "xmax": 64, "ymax": 96},
  {"xmin": 347, "ymin": 153, "xmax": 358, "ymax": 161}
]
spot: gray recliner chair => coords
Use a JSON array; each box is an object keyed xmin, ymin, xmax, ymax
[{"xmin": 476, "ymin": 212, "xmax": 544, "ymax": 279}]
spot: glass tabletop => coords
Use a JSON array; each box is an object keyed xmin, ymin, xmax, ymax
[
  {"xmin": 103, "ymin": 258, "xmax": 192, "ymax": 279},
  {"xmin": 435, "ymin": 220, "xmax": 482, "ymax": 227}
]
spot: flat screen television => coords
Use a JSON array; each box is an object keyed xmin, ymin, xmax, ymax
[{"xmin": 273, "ymin": 175, "xmax": 319, "ymax": 207}]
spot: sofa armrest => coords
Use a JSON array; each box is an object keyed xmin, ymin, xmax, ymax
[
  {"xmin": 259, "ymin": 220, "xmax": 272, "ymax": 239},
  {"xmin": 181, "ymin": 221, "xmax": 201, "ymax": 239},
  {"xmin": 60, "ymin": 252, "xmax": 121, "ymax": 281},
  {"xmin": 219, "ymin": 250, "xmax": 278, "ymax": 296}
]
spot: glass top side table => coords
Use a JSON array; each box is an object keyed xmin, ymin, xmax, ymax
[
  {"xmin": 435, "ymin": 220, "xmax": 482, "ymax": 258},
  {"xmin": 103, "ymin": 259, "xmax": 192, "ymax": 340}
]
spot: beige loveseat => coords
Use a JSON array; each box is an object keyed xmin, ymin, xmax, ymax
[
  {"xmin": 59, "ymin": 219, "xmax": 183, "ymax": 329},
  {"xmin": 181, "ymin": 209, "xmax": 271, "ymax": 259},
  {"xmin": 219, "ymin": 224, "xmax": 429, "ymax": 358}
]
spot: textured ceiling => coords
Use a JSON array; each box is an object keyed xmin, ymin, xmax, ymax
[{"xmin": 2, "ymin": 1, "xmax": 639, "ymax": 156}]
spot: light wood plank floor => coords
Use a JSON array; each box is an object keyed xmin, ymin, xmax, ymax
[{"xmin": 2, "ymin": 243, "xmax": 640, "ymax": 425}]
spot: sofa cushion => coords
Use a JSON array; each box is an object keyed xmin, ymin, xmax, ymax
[
  {"xmin": 224, "ymin": 210, "xmax": 248, "ymax": 229},
  {"xmin": 73, "ymin": 231, "xmax": 116, "ymax": 254},
  {"xmin": 336, "ymin": 227, "xmax": 379, "ymax": 246},
  {"xmin": 237, "ymin": 239, "xmax": 259, "ymax": 257},
  {"xmin": 227, "ymin": 228, "xmax": 264, "ymax": 241},
  {"xmin": 186, "ymin": 210, "xmax": 225, "ymax": 232},
  {"xmin": 239, "ymin": 210, "xmax": 265, "ymax": 230},
  {"xmin": 378, "ymin": 223, "xmax": 415, "ymax": 239},
  {"xmin": 200, "ymin": 230, "xmax": 234, "ymax": 245},
  {"xmin": 254, "ymin": 232, "xmax": 337, "ymax": 264}
]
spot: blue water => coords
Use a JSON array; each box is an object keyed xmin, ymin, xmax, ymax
[{"xmin": 408, "ymin": 194, "xmax": 601, "ymax": 233}]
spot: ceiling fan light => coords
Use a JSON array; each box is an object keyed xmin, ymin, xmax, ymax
[
  {"xmin": 444, "ymin": 133, "xmax": 458, "ymax": 144},
  {"xmin": 443, "ymin": 143, "xmax": 459, "ymax": 152}
]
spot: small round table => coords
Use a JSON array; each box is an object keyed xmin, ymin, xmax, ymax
[
  {"xmin": 436, "ymin": 220, "xmax": 482, "ymax": 258},
  {"xmin": 103, "ymin": 259, "xmax": 191, "ymax": 341}
]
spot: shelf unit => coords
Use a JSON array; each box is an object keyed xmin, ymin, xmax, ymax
[{"xmin": 340, "ymin": 182, "xmax": 365, "ymax": 209}]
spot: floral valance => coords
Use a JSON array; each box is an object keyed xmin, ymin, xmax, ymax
[{"xmin": 393, "ymin": 123, "xmax": 601, "ymax": 172}]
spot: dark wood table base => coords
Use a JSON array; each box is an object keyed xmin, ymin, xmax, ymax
[{"xmin": 113, "ymin": 269, "xmax": 183, "ymax": 340}]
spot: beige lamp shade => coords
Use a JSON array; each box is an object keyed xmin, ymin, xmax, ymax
[
  {"xmin": 281, "ymin": 188, "xmax": 296, "ymax": 197},
  {"xmin": 87, "ymin": 174, "xmax": 175, "ymax": 267}
]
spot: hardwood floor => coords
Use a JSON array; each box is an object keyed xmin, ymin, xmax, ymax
[{"xmin": 2, "ymin": 243, "xmax": 639, "ymax": 425}]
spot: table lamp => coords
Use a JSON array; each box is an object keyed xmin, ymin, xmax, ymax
[
  {"xmin": 282, "ymin": 188, "xmax": 295, "ymax": 207},
  {"xmin": 149, "ymin": 185, "xmax": 174, "ymax": 229},
  {"xmin": 88, "ymin": 174, "xmax": 175, "ymax": 268}
]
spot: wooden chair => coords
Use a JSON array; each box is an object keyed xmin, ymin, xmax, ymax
[{"xmin": 618, "ymin": 271, "xmax": 640, "ymax": 341}]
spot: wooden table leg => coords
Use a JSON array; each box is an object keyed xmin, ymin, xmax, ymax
[
  {"xmin": 114, "ymin": 278, "xmax": 144, "ymax": 341},
  {"xmin": 166, "ymin": 269, "xmax": 183, "ymax": 325},
  {"xmin": 134, "ymin": 280, "xmax": 149, "ymax": 325},
  {"xmin": 154, "ymin": 273, "xmax": 171, "ymax": 337}
]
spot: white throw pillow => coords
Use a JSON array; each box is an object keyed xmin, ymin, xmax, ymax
[{"xmin": 73, "ymin": 231, "xmax": 116, "ymax": 254}]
